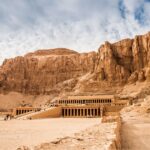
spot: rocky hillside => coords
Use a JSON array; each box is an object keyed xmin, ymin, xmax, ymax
[{"xmin": 0, "ymin": 32, "xmax": 150, "ymax": 96}]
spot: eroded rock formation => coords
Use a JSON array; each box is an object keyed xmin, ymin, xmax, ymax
[
  {"xmin": 0, "ymin": 32, "xmax": 150, "ymax": 96},
  {"xmin": 95, "ymin": 32, "xmax": 150, "ymax": 84},
  {"xmin": 0, "ymin": 48, "xmax": 97, "ymax": 94}
]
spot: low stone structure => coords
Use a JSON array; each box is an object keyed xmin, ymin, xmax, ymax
[{"xmin": 12, "ymin": 107, "xmax": 40, "ymax": 116}]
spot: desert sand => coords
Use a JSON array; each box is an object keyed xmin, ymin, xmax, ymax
[{"xmin": 0, "ymin": 118, "xmax": 100, "ymax": 150}]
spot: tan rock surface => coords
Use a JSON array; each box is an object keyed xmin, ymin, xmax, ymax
[
  {"xmin": 121, "ymin": 96, "xmax": 150, "ymax": 150},
  {"xmin": 0, "ymin": 48, "xmax": 96, "ymax": 95}
]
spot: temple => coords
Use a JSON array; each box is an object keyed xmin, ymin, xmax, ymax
[
  {"xmin": 57, "ymin": 95, "xmax": 130, "ymax": 118},
  {"xmin": 5, "ymin": 95, "xmax": 131, "ymax": 119}
]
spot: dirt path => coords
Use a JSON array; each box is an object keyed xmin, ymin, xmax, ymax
[{"xmin": 121, "ymin": 115, "xmax": 150, "ymax": 150}]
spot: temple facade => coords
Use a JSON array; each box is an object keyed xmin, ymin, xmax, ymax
[
  {"xmin": 56, "ymin": 95, "xmax": 130, "ymax": 118},
  {"xmin": 10, "ymin": 95, "xmax": 130, "ymax": 119},
  {"xmin": 62, "ymin": 106, "xmax": 104, "ymax": 118}
]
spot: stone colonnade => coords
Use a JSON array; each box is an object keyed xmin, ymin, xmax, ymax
[
  {"xmin": 62, "ymin": 107, "xmax": 103, "ymax": 117},
  {"xmin": 13, "ymin": 107, "xmax": 39, "ymax": 116},
  {"xmin": 16, "ymin": 109, "xmax": 32, "ymax": 115},
  {"xmin": 59, "ymin": 99, "xmax": 112, "ymax": 105}
]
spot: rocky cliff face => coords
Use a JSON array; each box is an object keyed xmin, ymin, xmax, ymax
[
  {"xmin": 95, "ymin": 32, "xmax": 150, "ymax": 84},
  {"xmin": 0, "ymin": 32, "xmax": 150, "ymax": 95},
  {"xmin": 0, "ymin": 48, "xmax": 97, "ymax": 94}
]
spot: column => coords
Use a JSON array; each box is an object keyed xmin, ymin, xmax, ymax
[
  {"xmin": 63, "ymin": 109, "xmax": 65, "ymax": 117},
  {"xmin": 78, "ymin": 109, "xmax": 80, "ymax": 117},
  {"xmin": 65, "ymin": 109, "xmax": 67, "ymax": 117},
  {"xmin": 91, "ymin": 109, "xmax": 93, "ymax": 116},
  {"xmin": 81, "ymin": 109, "xmax": 83, "ymax": 117},
  {"xmin": 95, "ymin": 109, "xmax": 97, "ymax": 117},
  {"xmin": 100, "ymin": 107, "xmax": 103, "ymax": 118},
  {"xmin": 93, "ymin": 108, "xmax": 95, "ymax": 117},
  {"xmin": 87, "ymin": 109, "xmax": 89, "ymax": 116},
  {"xmin": 67, "ymin": 109, "xmax": 70, "ymax": 117},
  {"xmin": 76, "ymin": 109, "xmax": 78, "ymax": 116},
  {"xmin": 69, "ymin": 109, "xmax": 71, "ymax": 116},
  {"xmin": 98, "ymin": 108, "xmax": 100, "ymax": 116},
  {"xmin": 80, "ymin": 109, "xmax": 82, "ymax": 116},
  {"xmin": 67, "ymin": 109, "xmax": 69, "ymax": 117},
  {"xmin": 75, "ymin": 109, "xmax": 77, "ymax": 116},
  {"xmin": 90, "ymin": 109, "xmax": 92, "ymax": 116},
  {"xmin": 62, "ymin": 109, "xmax": 64, "ymax": 117},
  {"xmin": 85, "ymin": 109, "xmax": 87, "ymax": 116},
  {"xmin": 16, "ymin": 110, "xmax": 18, "ymax": 115},
  {"xmin": 70, "ymin": 109, "xmax": 72, "ymax": 116},
  {"xmin": 83, "ymin": 109, "xmax": 85, "ymax": 117},
  {"xmin": 17, "ymin": 110, "xmax": 19, "ymax": 115}
]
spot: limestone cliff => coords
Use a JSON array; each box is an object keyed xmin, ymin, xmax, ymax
[
  {"xmin": 95, "ymin": 32, "xmax": 150, "ymax": 84},
  {"xmin": 0, "ymin": 32, "xmax": 150, "ymax": 96},
  {"xmin": 0, "ymin": 48, "xmax": 96, "ymax": 94}
]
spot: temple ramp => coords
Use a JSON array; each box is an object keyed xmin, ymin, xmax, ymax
[{"xmin": 29, "ymin": 107, "xmax": 62, "ymax": 119}]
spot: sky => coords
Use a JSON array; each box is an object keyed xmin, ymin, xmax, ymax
[{"xmin": 0, "ymin": 0, "xmax": 150, "ymax": 64}]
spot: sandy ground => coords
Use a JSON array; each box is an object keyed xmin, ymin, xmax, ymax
[
  {"xmin": 34, "ymin": 122, "xmax": 117, "ymax": 150},
  {"xmin": 0, "ymin": 118, "xmax": 100, "ymax": 150},
  {"xmin": 121, "ymin": 111, "xmax": 150, "ymax": 150}
]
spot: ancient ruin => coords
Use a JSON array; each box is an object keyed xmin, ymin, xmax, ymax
[
  {"xmin": 12, "ymin": 107, "xmax": 40, "ymax": 116},
  {"xmin": 58, "ymin": 95, "xmax": 130, "ymax": 118},
  {"xmin": 2, "ymin": 95, "xmax": 130, "ymax": 119}
]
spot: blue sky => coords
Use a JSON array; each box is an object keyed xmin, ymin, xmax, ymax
[{"xmin": 0, "ymin": 0, "xmax": 150, "ymax": 63}]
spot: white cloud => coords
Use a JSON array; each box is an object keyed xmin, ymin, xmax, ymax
[{"xmin": 0, "ymin": 0, "xmax": 150, "ymax": 64}]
